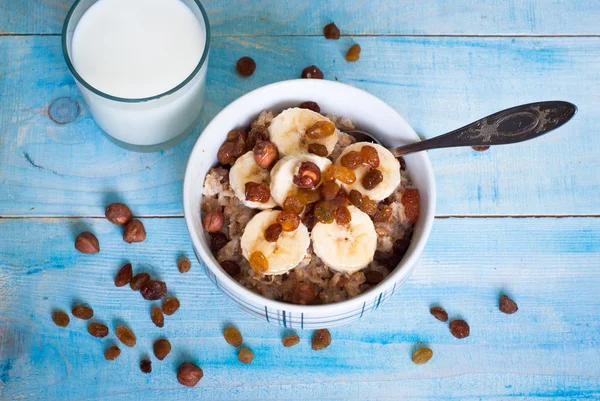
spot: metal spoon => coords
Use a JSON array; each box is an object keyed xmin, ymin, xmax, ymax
[{"xmin": 346, "ymin": 101, "xmax": 577, "ymax": 157}]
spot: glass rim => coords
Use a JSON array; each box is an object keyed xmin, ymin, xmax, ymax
[{"xmin": 61, "ymin": 0, "xmax": 211, "ymax": 103}]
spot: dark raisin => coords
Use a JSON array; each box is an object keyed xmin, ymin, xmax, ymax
[
  {"xmin": 221, "ymin": 260, "xmax": 241, "ymax": 277},
  {"xmin": 449, "ymin": 320, "xmax": 470, "ymax": 339},
  {"xmin": 224, "ymin": 327, "xmax": 243, "ymax": 347},
  {"xmin": 365, "ymin": 270, "xmax": 384, "ymax": 285},
  {"xmin": 114, "ymin": 262, "xmax": 133, "ymax": 287},
  {"xmin": 140, "ymin": 359, "xmax": 152, "ymax": 373},
  {"xmin": 302, "ymin": 202, "xmax": 318, "ymax": 230},
  {"xmin": 320, "ymin": 181, "xmax": 340, "ymax": 200},
  {"xmin": 151, "ymin": 307, "xmax": 164, "ymax": 328},
  {"xmin": 72, "ymin": 305, "xmax": 94, "ymax": 320},
  {"xmin": 209, "ymin": 232, "xmax": 229, "ymax": 255},
  {"xmin": 394, "ymin": 238, "xmax": 411, "ymax": 256},
  {"xmin": 52, "ymin": 311, "xmax": 70, "ymax": 327},
  {"xmin": 499, "ymin": 295, "xmax": 518, "ymax": 314},
  {"xmin": 308, "ymin": 143, "xmax": 328, "ymax": 156},
  {"xmin": 340, "ymin": 151, "xmax": 364, "ymax": 169},
  {"xmin": 104, "ymin": 345, "xmax": 121, "ymax": 360},
  {"xmin": 264, "ymin": 223, "xmax": 283, "ymax": 242},
  {"xmin": 301, "ymin": 65, "xmax": 323, "ymax": 79},
  {"xmin": 141, "ymin": 280, "xmax": 167, "ymax": 301},
  {"xmin": 130, "ymin": 273, "xmax": 151, "ymax": 291},
  {"xmin": 299, "ymin": 101, "xmax": 321, "ymax": 113},
  {"xmin": 231, "ymin": 132, "xmax": 249, "ymax": 158},
  {"xmin": 245, "ymin": 182, "xmax": 271, "ymax": 203},
  {"xmin": 335, "ymin": 188, "xmax": 349, "ymax": 204},
  {"xmin": 398, "ymin": 156, "xmax": 406, "ymax": 170},
  {"xmin": 177, "ymin": 362, "xmax": 203, "ymax": 387},
  {"xmin": 323, "ymin": 22, "xmax": 341, "ymax": 39},
  {"xmin": 236, "ymin": 56, "xmax": 256, "ymax": 77},
  {"xmin": 430, "ymin": 306, "xmax": 448, "ymax": 322},
  {"xmin": 291, "ymin": 283, "xmax": 317, "ymax": 305},
  {"xmin": 311, "ymin": 329, "xmax": 331, "ymax": 351},
  {"xmin": 153, "ymin": 338, "xmax": 172, "ymax": 360},
  {"xmin": 348, "ymin": 190, "xmax": 363, "ymax": 208},
  {"xmin": 282, "ymin": 334, "xmax": 300, "ymax": 347},
  {"xmin": 217, "ymin": 141, "xmax": 236, "ymax": 165},
  {"xmin": 115, "ymin": 325, "xmax": 136, "ymax": 347},
  {"xmin": 362, "ymin": 169, "xmax": 384, "ymax": 190},
  {"xmin": 88, "ymin": 322, "xmax": 108, "ymax": 338},
  {"xmin": 162, "ymin": 296, "xmax": 180, "ymax": 316},
  {"xmin": 248, "ymin": 125, "xmax": 269, "ymax": 149},
  {"xmin": 238, "ymin": 348, "xmax": 254, "ymax": 364},
  {"xmin": 177, "ymin": 257, "xmax": 192, "ymax": 273},
  {"xmin": 401, "ymin": 188, "xmax": 420, "ymax": 223}
]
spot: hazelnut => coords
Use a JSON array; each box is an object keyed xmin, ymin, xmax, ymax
[
  {"xmin": 203, "ymin": 209, "xmax": 224, "ymax": 232},
  {"xmin": 301, "ymin": 65, "xmax": 324, "ymax": 79},
  {"xmin": 75, "ymin": 232, "xmax": 100, "ymax": 254},
  {"xmin": 123, "ymin": 219, "xmax": 146, "ymax": 243},
  {"xmin": 217, "ymin": 141, "xmax": 236, "ymax": 165},
  {"xmin": 253, "ymin": 141, "xmax": 278, "ymax": 169},
  {"xmin": 291, "ymin": 283, "xmax": 317, "ymax": 305},
  {"xmin": 293, "ymin": 161, "xmax": 321, "ymax": 189},
  {"xmin": 105, "ymin": 203, "xmax": 132, "ymax": 226},
  {"xmin": 177, "ymin": 362, "xmax": 203, "ymax": 387}
]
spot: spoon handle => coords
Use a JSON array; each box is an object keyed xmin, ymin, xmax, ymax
[{"xmin": 391, "ymin": 101, "xmax": 577, "ymax": 157}]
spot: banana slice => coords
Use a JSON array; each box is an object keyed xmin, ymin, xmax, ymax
[
  {"xmin": 335, "ymin": 143, "xmax": 401, "ymax": 201},
  {"xmin": 311, "ymin": 206, "xmax": 377, "ymax": 274},
  {"xmin": 241, "ymin": 210, "xmax": 310, "ymax": 275},
  {"xmin": 268, "ymin": 107, "xmax": 340, "ymax": 156},
  {"xmin": 269, "ymin": 153, "xmax": 332, "ymax": 206},
  {"xmin": 229, "ymin": 152, "xmax": 278, "ymax": 209}
]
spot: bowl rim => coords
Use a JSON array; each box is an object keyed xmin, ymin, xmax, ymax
[{"xmin": 183, "ymin": 79, "xmax": 436, "ymax": 314}]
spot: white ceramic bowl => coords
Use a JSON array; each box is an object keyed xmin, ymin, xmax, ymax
[{"xmin": 183, "ymin": 79, "xmax": 436, "ymax": 329}]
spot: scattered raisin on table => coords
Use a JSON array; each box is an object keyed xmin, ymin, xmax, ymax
[
  {"xmin": 245, "ymin": 182, "xmax": 271, "ymax": 203},
  {"xmin": 308, "ymin": 143, "xmax": 328, "ymax": 156},
  {"xmin": 340, "ymin": 151, "xmax": 363, "ymax": 169},
  {"xmin": 449, "ymin": 320, "xmax": 470, "ymax": 339},
  {"xmin": 238, "ymin": 348, "xmax": 254, "ymax": 364},
  {"xmin": 220, "ymin": 260, "xmax": 241, "ymax": 277},
  {"xmin": 365, "ymin": 270, "xmax": 383, "ymax": 285},
  {"xmin": 52, "ymin": 311, "xmax": 70, "ymax": 327},
  {"xmin": 177, "ymin": 257, "xmax": 192, "ymax": 273},
  {"xmin": 412, "ymin": 347, "xmax": 433, "ymax": 364},
  {"xmin": 115, "ymin": 325, "xmax": 137, "ymax": 347},
  {"xmin": 299, "ymin": 101, "xmax": 321, "ymax": 113},
  {"xmin": 72, "ymin": 305, "xmax": 94, "ymax": 320},
  {"xmin": 114, "ymin": 262, "xmax": 133, "ymax": 287},
  {"xmin": 283, "ymin": 195, "xmax": 304, "ymax": 215},
  {"xmin": 236, "ymin": 56, "xmax": 256, "ymax": 77},
  {"xmin": 153, "ymin": 338, "xmax": 172, "ymax": 360},
  {"xmin": 282, "ymin": 334, "xmax": 300, "ymax": 347},
  {"xmin": 151, "ymin": 306, "xmax": 164, "ymax": 328},
  {"xmin": 264, "ymin": 223, "xmax": 283, "ymax": 243},
  {"xmin": 88, "ymin": 322, "xmax": 109, "ymax": 338},
  {"xmin": 223, "ymin": 327, "xmax": 243, "ymax": 347},
  {"xmin": 141, "ymin": 280, "xmax": 167, "ymax": 300},
  {"xmin": 301, "ymin": 65, "xmax": 323, "ymax": 79},
  {"xmin": 401, "ymin": 188, "xmax": 420, "ymax": 223},
  {"xmin": 361, "ymin": 145, "xmax": 380, "ymax": 168},
  {"xmin": 291, "ymin": 283, "xmax": 317, "ymax": 305},
  {"xmin": 104, "ymin": 345, "xmax": 121, "ymax": 361},
  {"xmin": 162, "ymin": 296, "xmax": 180, "ymax": 316},
  {"xmin": 499, "ymin": 295, "xmax": 518, "ymax": 314},
  {"xmin": 430, "ymin": 306, "xmax": 448, "ymax": 322},
  {"xmin": 334, "ymin": 205, "xmax": 351, "ymax": 225},
  {"xmin": 323, "ymin": 22, "xmax": 341, "ymax": 39},
  {"xmin": 346, "ymin": 44, "xmax": 361, "ymax": 62},
  {"xmin": 362, "ymin": 169, "xmax": 383, "ymax": 190},
  {"xmin": 130, "ymin": 272, "xmax": 150, "ymax": 291},
  {"xmin": 140, "ymin": 359, "xmax": 152, "ymax": 374},
  {"xmin": 312, "ymin": 329, "xmax": 331, "ymax": 351},
  {"xmin": 178, "ymin": 362, "xmax": 203, "ymax": 387},
  {"xmin": 305, "ymin": 121, "xmax": 335, "ymax": 140}
]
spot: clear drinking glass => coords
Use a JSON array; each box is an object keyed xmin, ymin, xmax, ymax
[{"xmin": 62, "ymin": 0, "xmax": 210, "ymax": 152}]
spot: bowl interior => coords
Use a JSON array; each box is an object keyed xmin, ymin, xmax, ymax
[{"xmin": 183, "ymin": 79, "xmax": 436, "ymax": 313}]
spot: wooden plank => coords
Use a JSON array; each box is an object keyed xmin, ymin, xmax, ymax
[
  {"xmin": 1, "ymin": 36, "xmax": 599, "ymax": 217},
  {"xmin": 0, "ymin": 217, "xmax": 598, "ymax": 400},
  {"xmin": 2, "ymin": 0, "xmax": 600, "ymax": 36}
]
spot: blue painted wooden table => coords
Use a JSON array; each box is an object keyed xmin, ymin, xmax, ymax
[{"xmin": 1, "ymin": 1, "xmax": 600, "ymax": 400}]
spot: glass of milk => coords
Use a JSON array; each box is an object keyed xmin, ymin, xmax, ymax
[{"xmin": 62, "ymin": 0, "xmax": 210, "ymax": 151}]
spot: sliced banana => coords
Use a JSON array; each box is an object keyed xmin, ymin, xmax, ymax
[
  {"xmin": 269, "ymin": 153, "xmax": 332, "ymax": 206},
  {"xmin": 335, "ymin": 143, "xmax": 401, "ymax": 201},
  {"xmin": 241, "ymin": 210, "xmax": 310, "ymax": 275},
  {"xmin": 311, "ymin": 206, "xmax": 377, "ymax": 274},
  {"xmin": 229, "ymin": 152, "xmax": 277, "ymax": 209},
  {"xmin": 268, "ymin": 107, "xmax": 340, "ymax": 156}
]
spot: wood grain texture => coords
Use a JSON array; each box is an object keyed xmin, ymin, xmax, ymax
[
  {"xmin": 0, "ymin": 217, "xmax": 598, "ymax": 400},
  {"xmin": 2, "ymin": 0, "xmax": 600, "ymax": 36},
  {"xmin": 1, "ymin": 35, "xmax": 599, "ymax": 217}
]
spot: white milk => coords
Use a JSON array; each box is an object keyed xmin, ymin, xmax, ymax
[{"xmin": 68, "ymin": 0, "xmax": 209, "ymax": 148}]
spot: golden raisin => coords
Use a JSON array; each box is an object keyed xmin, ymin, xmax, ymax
[
  {"xmin": 249, "ymin": 251, "xmax": 268, "ymax": 273},
  {"xmin": 412, "ymin": 347, "xmax": 433, "ymax": 364},
  {"xmin": 277, "ymin": 210, "xmax": 300, "ymax": 232},
  {"xmin": 401, "ymin": 188, "xmax": 420, "ymax": 223},
  {"xmin": 320, "ymin": 181, "xmax": 340, "ymax": 200},
  {"xmin": 283, "ymin": 196, "xmax": 304, "ymax": 215},
  {"xmin": 177, "ymin": 257, "xmax": 191, "ymax": 273},
  {"xmin": 360, "ymin": 196, "xmax": 378, "ymax": 216},
  {"xmin": 322, "ymin": 165, "xmax": 337, "ymax": 182},
  {"xmin": 238, "ymin": 348, "xmax": 254, "ymax": 364},
  {"xmin": 264, "ymin": 223, "xmax": 283, "ymax": 242},
  {"xmin": 340, "ymin": 151, "xmax": 364, "ymax": 169},
  {"xmin": 312, "ymin": 329, "xmax": 331, "ymax": 351},
  {"xmin": 115, "ymin": 325, "xmax": 136, "ymax": 347},
  {"xmin": 334, "ymin": 206, "xmax": 351, "ymax": 225},
  {"xmin": 346, "ymin": 44, "xmax": 361, "ymax": 62},
  {"xmin": 223, "ymin": 327, "xmax": 243, "ymax": 347},
  {"xmin": 162, "ymin": 296, "xmax": 180, "ymax": 316},
  {"xmin": 88, "ymin": 322, "xmax": 108, "ymax": 338},
  {"xmin": 305, "ymin": 120, "xmax": 335, "ymax": 140},
  {"xmin": 308, "ymin": 143, "xmax": 328, "ymax": 156},
  {"xmin": 361, "ymin": 145, "xmax": 380, "ymax": 168},
  {"xmin": 296, "ymin": 188, "xmax": 321, "ymax": 205},
  {"xmin": 314, "ymin": 201, "xmax": 335, "ymax": 224},
  {"xmin": 153, "ymin": 338, "xmax": 172, "ymax": 360},
  {"xmin": 362, "ymin": 169, "xmax": 383, "ymax": 190},
  {"xmin": 373, "ymin": 206, "xmax": 393, "ymax": 223},
  {"xmin": 151, "ymin": 307, "xmax": 164, "ymax": 328},
  {"xmin": 335, "ymin": 166, "xmax": 356, "ymax": 184},
  {"xmin": 282, "ymin": 334, "xmax": 300, "ymax": 347},
  {"xmin": 245, "ymin": 182, "xmax": 271, "ymax": 203},
  {"xmin": 348, "ymin": 190, "xmax": 363, "ymax": 208},
  {"xmin": 72, "ymin": 305, "xmax": 93, "ymax": 320},
  {"xmin": 52, "ymin": 311, "xmax": 70, "ymax": 327},
  {"xmin": 104, "ymin": 345, "xmax": 121, "ymax": 360}
]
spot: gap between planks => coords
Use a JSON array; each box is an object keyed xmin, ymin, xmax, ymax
[{"xmin": 2, "ymin": 33, "xmax": 600, "ymax": 38}]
